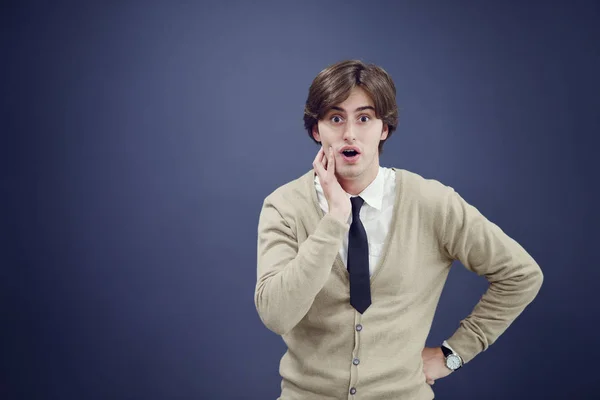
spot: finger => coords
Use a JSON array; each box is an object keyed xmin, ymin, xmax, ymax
[
  {"xmin": 313, "ymin": 158, "xmax": 325, "ymax": 177},
  {"xmin": 314, "ymin": 147, "xmax": 325, "ymax": 167},
  {"xmin": 316, "ymin": 154, "xmax": 329, "ymax": 179},
  {"xmin": 314, "ymin": 146, "xmax": 325, "ymax": 162},
  {"xmin": 313, "ymin": 149, "xmax": 326, "ymax": 177},
  {"xmin": 328, "ymin": 146, "xmax": 335, "ymax": 175},
  {"xmin": 427, "ymin": 379, "xmax": 435, "ymax": 385},
  {"xmin": 313, "ymin": 147, "xmax": 324, "ymax": 165}
]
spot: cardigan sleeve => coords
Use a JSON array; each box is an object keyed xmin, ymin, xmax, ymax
[
  {"xmin": 441, "ymin": 187, "xmax": 544, "ymax": 364},
  {"xmin": 254, "ymin": 195, "xmax": 349, "ymax": 335}
]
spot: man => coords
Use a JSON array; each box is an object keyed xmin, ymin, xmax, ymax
[{"xmin": 254, "ymin": 60, "xmax": 543, "ymax": 399}]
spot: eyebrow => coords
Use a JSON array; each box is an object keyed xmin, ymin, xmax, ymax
[{"xmin": 329, "ymin": 106, "xmax": 376, "ymax": 113}]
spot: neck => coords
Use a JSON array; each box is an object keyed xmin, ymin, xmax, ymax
[{"xmin": 337, "ymin": 163, "xmax": 380, "ymax": 196}]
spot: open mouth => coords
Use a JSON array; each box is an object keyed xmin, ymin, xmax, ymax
[{"xmin": 341, "ymin": 149, "xmax": 361, "ymax": 162}]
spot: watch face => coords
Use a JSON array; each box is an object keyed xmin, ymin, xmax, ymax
[{"xmin": 446, "ymin": 354, "xmax": 461, "ymax": 370}]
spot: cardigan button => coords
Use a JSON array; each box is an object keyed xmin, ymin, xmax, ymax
[
  {"xmin": 356, "ymin": 324, "xmax": 363, "ymax": 331},
  {"xmin": 350, "ymin": 387, "xmax": 357, "ymax": 395},
  {"xmin": 353, "ymin": 358, "xmax": 360, "ymax": 365}
]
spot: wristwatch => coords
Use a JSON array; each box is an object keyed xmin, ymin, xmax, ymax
[{"xmin": 441, "ymin": 345, "xmax": 463, "ymax": 371}]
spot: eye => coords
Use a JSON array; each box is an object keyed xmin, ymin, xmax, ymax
[
  {"xmin": 330, "ymin": 115, "xmax": 344, "ymax": 124},
  {"xmin": 359, "ymin": 115, "xmax": 370, "ymax": 123}
]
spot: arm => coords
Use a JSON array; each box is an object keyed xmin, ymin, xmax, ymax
[
  {"xmin": 440, "ymin": 187, "xmax": 544, "ymax": 364},
  {"xmin": 254, "ymin": 196, "xmax": 349, "ymax": 335}
]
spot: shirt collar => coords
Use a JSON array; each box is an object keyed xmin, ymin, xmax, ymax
[
  {"xmin": 352, "ymin": 166, "xmax": 384, "ymax": 210},
  {"xmin": 314, "ymin": 166, "xmax": 385, "ymax": 211}
]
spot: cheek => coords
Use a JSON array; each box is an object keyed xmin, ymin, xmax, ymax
[
  {"xmin": 367, "ymin": 128, "xmax": 383, "ymax": 147},
  {"xmin": 372, "ymin": 124, "xmax": 385, "ymax": 141},
  {"xmin": 317, "ymin": 125, "xmax": 338, "ymax": 141}
]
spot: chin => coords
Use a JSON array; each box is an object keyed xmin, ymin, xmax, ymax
[{"xmin": 337, "ymin": 167, "xmax": 365, "ymax": 179}]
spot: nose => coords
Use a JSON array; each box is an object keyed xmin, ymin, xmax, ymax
[{"xmin": 342, "ymin": 121, "xmax": 357, "ymax": 142}]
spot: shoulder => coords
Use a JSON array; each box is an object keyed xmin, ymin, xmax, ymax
[
  {"xmin": 393, "ymin": 168, "xmax": 454, "ymax": 204},
  {"xmin": 261, "ymin": 169, "xmax": 314, "ymax": 213},
  {"xmin": 391, "ymin": 168, "xmax": 459, "ymax": 240}
]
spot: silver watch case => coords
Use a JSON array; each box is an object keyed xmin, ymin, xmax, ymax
[{"xmin": 445, "ymin": 353, "xmax": 463, "ymax": 370}]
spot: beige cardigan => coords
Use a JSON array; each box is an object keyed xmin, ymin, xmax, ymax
[{"xmin": 255, "ymin": 168, "xmax": 543, "ymax": 399}]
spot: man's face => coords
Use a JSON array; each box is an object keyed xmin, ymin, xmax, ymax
[{"xmin": 312, "ymin": 86, "xmax": 388, "ymax": 180}]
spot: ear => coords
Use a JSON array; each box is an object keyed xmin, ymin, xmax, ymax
[
  {"xmin": 312, "ymin": 124, "xmax": 321, "ymax": 142},
  {"xmin": 380, "ymin": 124, "xmax": 389, "ymax": 140}
]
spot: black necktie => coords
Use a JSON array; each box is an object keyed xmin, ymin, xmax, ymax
[{"xmin": 348, "ymin": 196, "xmax": 371, "ymax": 314}]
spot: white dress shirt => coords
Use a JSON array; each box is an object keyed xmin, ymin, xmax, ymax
[
  {"xmin": 314, "ymin": 165, "xmax": 460, "ymax": 361},
  {"xmin": 314, "ymin": 166, "xmax": 396, "ymax": 277}
]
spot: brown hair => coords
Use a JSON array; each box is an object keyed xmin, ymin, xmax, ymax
[{"xmin": 303, "ymin": 60, "xmax": 398, "ymax": 154}]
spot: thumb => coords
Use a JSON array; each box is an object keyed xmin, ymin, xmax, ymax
[{"xmin": 328, "ymin": 146, "xmax": 335, "ymax": 173}]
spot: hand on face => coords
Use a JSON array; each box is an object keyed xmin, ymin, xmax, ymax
[{"xmin": 312, "ymin": 146, "xmax": 351, "ymax": 224}]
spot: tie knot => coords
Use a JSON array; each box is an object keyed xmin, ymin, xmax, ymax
[{"xmin": 350, "ymin": 196, "xmax": 364, "ymax": 217}]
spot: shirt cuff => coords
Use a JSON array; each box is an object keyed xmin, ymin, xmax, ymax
[{"xmin": 442, "ymin": 340, "xmax": 462, "ymax": 361}]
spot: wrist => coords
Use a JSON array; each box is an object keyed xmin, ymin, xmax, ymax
[
  {"xmin": 328, "ymin": 208, "xmax": 350, "ymax": 224},
  {"xmin": 441, "ymin": 345, "xmax": 463, "ymax": 371}
]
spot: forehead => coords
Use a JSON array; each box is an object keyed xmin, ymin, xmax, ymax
[{"xmin": 330, "ymin": 86, "xmax": 374, "ymax": 111}]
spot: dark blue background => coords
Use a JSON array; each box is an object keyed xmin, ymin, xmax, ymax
[{"xmin": 2, "ymin": 1, "xmax": 598, "ymax": 399}]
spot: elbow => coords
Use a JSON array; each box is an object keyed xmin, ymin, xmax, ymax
[
  {"xmin": 494, "ymin": 261, "xmax": 544, "ymax": 300},
  {"xmin": 532, "ymin": 264, "xmax": 544, "ymax": 293},
  {"xmin": 261, "ymin": 316, "xmax": 293, "ymax": 336},
  {"xmin": 254, "ymin": 286, "xmax": 293, "ymax": 336},
  {"xmin": 521, "ymin": 261, "xmax": 544, "ymax": 300}
]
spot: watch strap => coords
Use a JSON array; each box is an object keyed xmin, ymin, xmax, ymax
[{"xmin": 441, "ymin": 345, "xmax": 452, "ymax": 358}]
